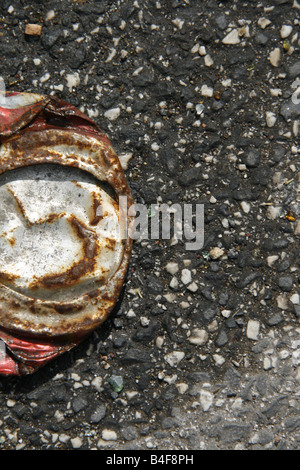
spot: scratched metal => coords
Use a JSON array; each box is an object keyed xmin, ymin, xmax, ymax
[{"xmin": 0, "ymin": 92, "xmax": 134, "ymax": 375}]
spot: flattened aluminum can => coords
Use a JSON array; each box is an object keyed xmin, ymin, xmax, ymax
[{"xmin": 0, "ymin": 92, "xmax": 134, "ymax": 375}]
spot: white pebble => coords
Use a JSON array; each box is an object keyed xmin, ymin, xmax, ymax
[
  {"xmin": 198, "ymin": 45, "xmax": 206, "ymax": 56},
  {"xmin": 240, "ymin": 201, "xmax": 251, "ymax": 213},
  {"xmin": 191, "ymin": 43, "xmax": 200, "ymax": 54},
  {"xmin": 266, "ymin": 206, "xmax": 282, "ymax": 220},
  {"xmin": 258, "ymin": 17, "xmax": 271, "ymax": 29},
  {"xmin": 172, "ymin": 18, "xmax": 185, "ymax": 30},
  {"xmin": 118, "ymin": 152, "xmax": 133, "ymax": 170},
  {"xmin": 165, "ymin": 351, "xmax": 185, "ymax": 367},
  {"xmin": 140, "ymin": 316, "xmax": 150, "ymax": 327},
  {"xmin": 290, "ymin": 293, "xmax": 299, "ymax": 305},
  {"xmin": 187, "ymin": 282, "xmax": 198, "ymax": 293},
  {"xmin": 263, "ymin": 357, "xmax": 273, "ymax": 370},
  {"xmin": 246, "ymin": 320, "xmax": 260, "ymax": 340},
  {"xmin": 209, "ymin": 247, "xmax": 224, "ymax": 260},
  {"xmin": 265, "ymin": 111, "xmax": 277, "ymax": 127},
  {"xmin": 71, "ymin": 437, "xmax": 83, "ymax": 449},
  {"xmin": 181, "ymin": 268, "xmax": 192, "ymax": 285},
  {"xmin": 165, "ymin": 262, "xmax": 179, "ymax": 275},
  {"xmin": 199, "ymin": 390, "xmax": 213, "ymax": 411},
  {"xmin": 280, "ymin": 25, "xmax": 293, "ymax": 38},
  {"xmin": 269, "ymin": 48, "xmax": 281, "ymax": 67},
  {"xmin": 40, "ymin": 72, "xmax": 50, "ymax": 83},
  {"xmin": 176, "ymin": 383, "xmax": 189, "ymax": 394},
  {"xmin": 102, "ymin": 430, "xmax": 117, "ymax": 441},
  {"xmin": 151, "ymin": 142, "xmax": 160, "ymax": 151},
  {"xmin": 222, "ymin": 29, "xmax": 240, "ymax": 45},
  {"xmin": 201, "ymin": 84, "xmax": 214, "ymax": 97},
  {"xmin": 104, "ymin": 107, "xmax": 121, "ymax": 121},
  {"xmin": 65, "ymin": 72, "xmax": 80, "ymax": 91},
  {"xmin": 7, "ymin": 399, "xmax": 16, "ymax": 407},
  {"xmin": 213, "ymin": 354, "xmax": 225, "ymax": 365},
  {"xmin": 277, "ymin": 294, "xmax": 289, "ymax": 310},
  {"xmin": 188, "ymin": 329, "xmax": 208, "ymax": 346},
  {"xmin": 45, "ymin": 10, "xmax": 55, "ymax": 21},
  {"xmin": 170, "ymin": 276, "xmax": 179, "ymax": 289},
  {"xmin": 267, "ymin": 255, "xmax": 279, "ymax": 267},
  {"xmin": 204, "ymin": 54, "xmax": 214, "ymax": 67}
]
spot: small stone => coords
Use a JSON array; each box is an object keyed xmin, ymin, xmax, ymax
[
  {"xmin": 188, "ymin": 329, "xmax": 209, "ymax": 346},
  {"xmin": 288, "ymin": 61, "xmax": 300, "ymax": 79},
  {"xmin": 278, "ymin": 276, "xmax": 293, "ymax": 292},
  {"xmin": 65, "ymin": 72, "xmax": 80, "ymax": 92},
  {"xmin": 258, "ymin": 17, "xmax": 271, "ymax": 29},
  {"xmin": 195, "ymin": 103, "xmax": 205, "ymax": 115},
  {"xmin": 266, "ymin": 111, "xmax": 277, "ymax": 127},
  {"xmin": 109, "ymin": 375, "xmax": 124, "ymax": 393},
  {"xmin": 91, "ymin": 376, "xmax": 103, "ymax": 392},
  {"xmin": 277, "ymin": 294, "xmax": 289, "ymax": 310},
  {"xmin": 222, "ymin": 29, "xmax": 240, "ymax": 45},
  {"xmin": 246, "ymin": 320, "xmax": 260, "ymax": 340},
  {"xmin": 263, "ymin": 357, "xmax": 273, "ymax": 370},
  {"xmin": 170, "ymin": 276, "xmax": 179, "ymax": 289},
  {"xmin": 267, "ymin": 255, "xmax": 279, "ymax": 267},
  {"xmin": 201, "ymin": 84, "xmax": 214, "ymax": 97},
  {"xmin": 215, "ymin": 330, "xmax": 228, "ymax": 347},
  {"xmin": 245, "ymin": 149, "xmax": 261, "ymax": 168},
  {"xmin": 255, "ymin": 32, "xmax": 269, "ymax": 45},
  {"xmin": 266, "ymin": 206, "xmax": 282, "ymax": 220},
  {"xmin": 290, "ymin": 293, "xmax": 299, "ymax": 305},
  {"xmin": 118, "ymin": 152, "xmax": 133, "ymax": 170},
  {"xmin": 215, "ymin": 14, "xmax": 228, "ymax": 30},
  {"xmin": 199, "ymin": 389, "xmax": 213, "ymax": 411},
  {"xmin": 90, "ymin": 405, "xmax": 106, "ymax": 424},
  {"xmin": 209, "ymin": 247, "xmax": 224, "ymax": 260},
  {"xmin": 204, "ymin": 55, "xmax": 214, "ymax": 67},
  {"xmin": 280, "ymin": 25, "xmax": 293, "ymax": 38},
  {"xmin": 104, "ymin": 107, "xmax": 121, "ymax": 121},
  {"xmin": 240, "ymin": 201, "xmax": 251, "ymax": 214},
  {"xmin": 6, "ymin": 399, "xmax": 16, "ymax": 407},
  {"xmin": 181, "ymin": 268, "xmax": 192, "ymax": 285},
  {"xmin": 176, "ymin": 383, "xmax": 189, "ymax": 394},
  {"xmin": 165, "ymin": 262, "xmax": 179, "ymax": 275},
  {"xmin": 45, "ymin": 10, "xmax": 56, "ymax": 21},
  {"xmin": 187, "ymin": 282, "xmax": 198, "ymax": 293},
  {"xmin": 102, "ymin": 429, "xmax": 117, "ymax": 441},
  {"xmin": 71, "ymin": 437, "xmax": 83, "ymax": 449},
  {"xmin": 295, "ymin": 220, "xmax": 300, "ymax": 236},
  {"xmin": 213, "ymin": 354, "xmax": 225, "ymax": 365},
  {"xmin": 25, "ymin": 24, "xmax": 42, "ymax": 36},
  {"xmin": 269, "ymin": 48, "xmax": 281, "ymax": 67},
  {"xmin": 267, "ymin": 312, "xmax": 284, "ymax": 326},
  {"xmin": 72, "ymin": 397, "xmax": 88, "ymax": 413},
  {"xmin": 165, "ymin": 351, "xmax": 185, "ymax": 367}
]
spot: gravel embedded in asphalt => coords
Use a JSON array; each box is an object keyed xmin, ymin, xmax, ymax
[{"xmin": 0, "ymin": 0, "xmax": 299, "ymax": 451}]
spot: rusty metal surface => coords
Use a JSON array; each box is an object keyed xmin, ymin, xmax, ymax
[{"xmin": 0, "ymin": 92, "xmax": 134, "ymax": 375}]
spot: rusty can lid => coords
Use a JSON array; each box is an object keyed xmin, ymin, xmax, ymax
[{"xmin": 0, "ymin": 92, "xmax": 134, "ymax": 375}]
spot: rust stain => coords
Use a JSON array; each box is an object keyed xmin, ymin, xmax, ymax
[{"xmin": 30, "ymin": 216, "xmax": 100, "ymax": 290}]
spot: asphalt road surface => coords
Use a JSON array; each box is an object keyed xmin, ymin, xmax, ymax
[{"xmin": 0, "ymin": 0, "xmax": 299, "ymax": 450}]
